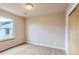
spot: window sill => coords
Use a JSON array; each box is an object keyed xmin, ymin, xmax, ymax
[{"xmin": 0, "ymin": 37, "xmax": 15, "ymax": 42}]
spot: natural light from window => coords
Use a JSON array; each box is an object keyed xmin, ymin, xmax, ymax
[{"xmin": 0, "ymin": 17, "xmax": 14, "ymax": 41}]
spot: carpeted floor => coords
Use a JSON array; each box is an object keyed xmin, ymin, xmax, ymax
[{"xmin": 0, "ymin": 44, "xmax": 66, "ymax": 55}]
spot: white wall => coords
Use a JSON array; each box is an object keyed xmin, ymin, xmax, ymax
[
  {"xmin": 26, "ymin": 13, "xmax": 65, "ymax": 50},
  {"xmin": 0, "ymin": 9, "xmax": 25, "ymax": 51}
]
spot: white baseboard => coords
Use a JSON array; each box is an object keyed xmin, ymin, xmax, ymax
[{"xmin": 27, "ymin": 41, "xmax": 65, "ymax": 51}]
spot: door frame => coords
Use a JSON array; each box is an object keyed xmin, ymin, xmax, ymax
[{"xmin": 65, "ymin": 3, "xmax": 78, "ymax": 54}]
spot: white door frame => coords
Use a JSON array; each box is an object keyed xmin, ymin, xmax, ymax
[{"xmin": 65, "ymin": 3, "xmax": 78, "ymax": 54}]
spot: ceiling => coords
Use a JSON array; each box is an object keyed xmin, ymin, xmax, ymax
[{"xmin": 0, "ymin": 3, "xmax": 69, "ymax": 18}]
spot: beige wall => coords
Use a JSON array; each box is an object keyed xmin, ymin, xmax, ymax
[
  {"xmin": 0, "ymin": 9, "xmax": 25, "ymax": 51},
  {"xmin": 26, "ymin": 13, "xmax": 65, "ymax": 50}
]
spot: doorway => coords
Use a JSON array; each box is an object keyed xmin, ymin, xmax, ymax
[{"xmin": 68, "ymin": 4, "xmax": 79, "ymax": 54}]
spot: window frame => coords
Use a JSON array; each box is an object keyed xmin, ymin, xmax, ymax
[{"xmin": 0, "ymin": 16, "xmax": 16, "ymax": 41}]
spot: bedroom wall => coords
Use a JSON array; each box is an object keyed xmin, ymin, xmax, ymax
[
  {"xmin": 25, "ymin": 13, "xmax": 65, "ymax": 50},
  {"xmin": 0, "ymin": 9, "xmax": 25, "ymax": 51}
]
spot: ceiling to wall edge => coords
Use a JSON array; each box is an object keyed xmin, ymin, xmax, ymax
[
  {"xmin": 0, "ymin": 9, "xmax": 25, "ymax": 19},
  {"xmin": 0, "ymin": 8, "xmax": 67, "ymax": 19},
  {"xmin": 26, "ymin": 12, "xmax": 65, "ymax": 18}
]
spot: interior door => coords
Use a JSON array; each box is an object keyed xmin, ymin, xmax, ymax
[{"xmin": 68, "ymin": 5, "xmax": 79, "ymax": 54}]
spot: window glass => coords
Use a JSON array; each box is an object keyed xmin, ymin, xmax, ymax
[{"xmin": 0, "ymin": 17, "xmax": 15, "ymax": 41}]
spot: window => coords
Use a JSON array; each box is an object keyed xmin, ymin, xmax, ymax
[
  {"xmin": 5, "ymin": 28, "xmax": 10, "ymax": 35},
  {"xmin": 0, "ymin": 17, "xmax": 15, "ymax": 41}
]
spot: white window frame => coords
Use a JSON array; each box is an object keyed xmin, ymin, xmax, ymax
[{"xmin": 0, "ymin": 16, "xmax": 16, "ymax": 41}]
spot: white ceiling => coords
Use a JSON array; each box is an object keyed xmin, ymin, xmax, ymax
[{"xmin": 0, "ymin": 3, "xmax": 69, "ymax": 18}]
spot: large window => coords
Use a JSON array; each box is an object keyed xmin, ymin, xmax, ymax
[{"xmin": 0, "ymin": 17, "xmax": 15, "ymax": 41}]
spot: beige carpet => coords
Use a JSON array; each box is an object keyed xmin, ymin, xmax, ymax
[{"xmin": 0, "ymin": 44, "xmax": 66, "ymax": 55}]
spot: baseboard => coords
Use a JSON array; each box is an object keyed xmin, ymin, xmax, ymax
[
  {"xmin": 27, "ymin": 42, "xmax": 65, "ymax": 51},
  {"xmin": 0, "ymin": 42, "xmax": 26, "ymax": 53}
]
